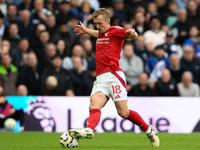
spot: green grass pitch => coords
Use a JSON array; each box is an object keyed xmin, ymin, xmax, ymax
[{"xmin": 0, "ymin": 132, "xmax": 200, "ymax": 150}]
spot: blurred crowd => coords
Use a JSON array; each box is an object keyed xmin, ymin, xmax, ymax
[{"xmin": 0, "ymin": 0, "xmax": 200, "ymax": 97}]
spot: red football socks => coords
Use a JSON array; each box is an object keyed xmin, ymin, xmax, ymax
[
  {"xmin": 86, "ymin": 109, "xmax": 101, "ymax": 131},
  {"xmin": 128, "ymin": 110, "xmax": 149, "ymax": 132}
]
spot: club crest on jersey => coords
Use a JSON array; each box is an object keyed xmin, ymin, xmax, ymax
[{"xmin": 105, "ymin": 33, "xmax": 108, "ymax": 37}]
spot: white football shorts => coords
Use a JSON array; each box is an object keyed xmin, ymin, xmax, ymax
[{"xmin": 90, "ymin": 71, "xmax": 127, "ymax": 101}]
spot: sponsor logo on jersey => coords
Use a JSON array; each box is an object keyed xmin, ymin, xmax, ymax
[{"xmin": 97, "ymin": 38, "xmax": 109, "ymax": 44}]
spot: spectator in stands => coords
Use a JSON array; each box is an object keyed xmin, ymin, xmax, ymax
[
  {"xmin": 4, "ymin": 4, "xmax": 20, "ymax": 28},
  {"xmin": 46, "ymin": 14, "xmax": 58, "ymax": 40},
  {"xmin": 0, "ymin": 10, "xmax": 6, "ymax": 38},
  {"xmin": 178, "ymin": 71, "xmax": 200, "ymax": 96},
  {"xmin": 0, "ymin": 40, "xmax": 18, "ymax": 67},
  {"xmin": 84, "ymin": 58, "xmax": 96, "ymax": 96},
  {"xmin": 0, "ymin": 53, "xmax": 18, "ymax": 95},
  {"xmin": 69, "ymin": 56, "xmax": 88, "ymax": 96},
  {"xmin": 17, "ymin": 52, "xmax": 40, "ymax": 95},
  {"xmin": 17, "ymin": 9, "xmax": 36, "ymax": 39},
  {"xmin": 145, "ymin": 2, "xmax": 158, "ymax": 23},
  {"xmin": 183, "ymin": 25, "xmax": 200, "ymax": 60},
  {"xmin": 17, "ymin": 0, "xmax": 33, "ymax": 12},
  {"xmin": 37, "ymin": 29, "xmax": 50, "ymax": 48},
  {"xmin": 163, "ymin": 30, "xmax": 183, "ymax": 58},
  {"xmin": 75, "ymin": 30, "xmax": 96, "ymax": 49},
  {"xmin": 0, "ymin": 86, "xmax": 3, "ymax": 94},
  {"xmin": 0, "ymin": 0, "xmax": 7, "ymax": 16},
  {"xmin": 0, "ymin": 91, "xmax": 25, "ymax": 131},
  {"xmin": 155, "ymin": 0, "xmax": 170, "ymax": 23},
  {"xmin": 181, "ymin": 45, "xmax": 200, "ymax": 86},
  {"xmin": 79, "ymin": 0, "xmax": 99, "ymax": 10},
  {"xmin": 30, "ymin": 0, "xmax": 52, "ymax": 25},
  {"xmin": 165, "ymin": 1, "xmax": 178, "ymax": 25},
  {"xmin": 149, "ymin": 60, "xmax": 166, "ymax": 83},
  {"xmin": 79, "ymin": 0, "xmax": 93, "ymax": 27},
  {"xmin": 153, "ymin": 69, "xmax": 179, "ymax": 96},
  {"xmin": 123, "ymin": 0, "xmax": 146, "ymax": 20},
  {"xmin": 56, "ymin": 39, "xmax": 68, "ymax": 58},
  {"xmin": 110, "ymin": 15, "xmax": 120, "ymax": 26},
  {"xmin": 45, "ymin": 43, "xmax": 56, "ymax": 62},
  {"xmin": 135, "ymin": 5, "xmax": 147, "ymax": 16},
  {"xmin": 40, "ymin": 75, "xmax": 59, "ymax": 96},
  {"xmin": 195, "ymin": 33, "xmax": 200, "ymax": 61},
  {"xmin": 51, "ymin": 23, "xmax": 73, "ymax": 50},
  {"xmin": 168, "ymin": 54, "xmax": 185, "ymax": 83},
  {"xmin": 67, "ymin": 15, "xmax": 79, "ymax": 45},
  {"xmin": 0, "ymin": 40, "xmax": 10, "ymax": 56},
  {"xmin": 145, "ymin": 45, "xmax": 169, "ymax": 75},
  {"xmin": 56, "ymin": 0, "xmax": 73, "ymax": 26},
  {"xmin": 172, "ymin": 8, "xmax": 191, "ymax": 45},
  {"xmin": 174, "ymin": 0, "xmax": 187, "ymax": 9},
  {"xmin": 134, "ymin": 35, "xmax": 152, "ymax": 65},
  {"xmin": 44, "ymin": 0, "xmax": 59, "ymax": 13},
  {"xmin": 119, "ymin": 42, "xmax": 143, "ymax": 86},
  {"xmin": 82, "ymin": 39, "xmax": 95, "ymax": 64},
  {"xmin": 144, "ymin": 16, "xmax": 166, "ymax": 52},
  {"xmin": 32, "ymin": 30, "xmax": 51, "ymax": 71},
  {"xmin": 29, "ymin": 23, "xmax": 46, "ymax": 47},
  {"xmin": 70, "ymin": 0, "xmax": 80, "ymax": 16},
  {"xmin": 183, "ymin": 25, "xmax": 198, "ymax": 46},
  {"xmin": 128, "ymin": 73, "xmax": 152, "ymax": 96},
  {"xmin": 40, "ymin": 43, "xmax": 56, "ymax": 69},
  {"xmin": 112, "ymin": 0, "xmax": 127, "ymax": 25},
  {"xmin": 40, "ymin": 54, "xmax": 74, "ymax": 96},
  {"xmin": 62, "ymin": 44, "xmax": 88, "ymax": 71},
  {"xmin": 133, "ymin": 11, "xmax": 150, "ymax": 35},
  {"xmin": 123, "ymin": 22, "xmax": 132, "ymax": 30},
  {"xmin": 11, "ymin": 38, "xmax": 33, "ymax": 67},
  {"xmin": 160, "ymin": 23, "xmax": 169, "ymax": 33},
  {"xmin": 17, "ymin": 84, "xmax": 28, "ymax": 96},
  {"xmin": 186, "ymin": 0, "xmax": 200, "ymax": 26},
  {"xmin": 195, "ymin": 0, "xmax": 200, "ymax": 19},
  {"xmin": 5, "ymin": 23, "xmax": 21, "ymax": 51}
]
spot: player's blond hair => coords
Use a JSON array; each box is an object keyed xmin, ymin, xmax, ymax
[{"xmin": 92, "ymin": 8, "xmax": 110, "ymax": 20}]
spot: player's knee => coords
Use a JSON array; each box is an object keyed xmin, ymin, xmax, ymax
[
  {"xmin": 89, "ymin": 103, "xmax": 96, "ymax": 110},
  {"xmin": 89, "ymin": 101, "xmax": 100, "ymax": 110},
  {"xmin": 118, "ymin": 110, "xmax": 129, "ymax": 119}
]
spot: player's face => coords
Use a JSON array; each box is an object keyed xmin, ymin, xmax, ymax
[{"xmin": 93, "ymin": 15, "xmax": 110, "ymax": 34}]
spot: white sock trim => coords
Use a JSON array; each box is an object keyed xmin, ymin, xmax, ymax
[
  {"xmin": 145, "ymin": 126, "xmax": 151, "ymax": 134},
  {"xmin": 85, "ymin": 128, "xmax": 93, "ymax": 132}
]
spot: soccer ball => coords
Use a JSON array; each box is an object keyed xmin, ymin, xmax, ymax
[
  {"xmin": 4, "ymin": 118, "xmax": 16, "ymax": 130},
  {"xmin": 60, "ymin": 132, "xmax": 79, "ymax": 148}
]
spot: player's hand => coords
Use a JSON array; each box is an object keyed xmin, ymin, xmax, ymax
[
  {"xmin": 74, "ymin": 21, "xmax": 87, "ymax": 35},
  {"xmin": 126, "ymin": 28, "xmax": 138, "ymax": 40},
  {"xmin": 126, "ymin": 29, "xmax": 136, "ymax": 36}
]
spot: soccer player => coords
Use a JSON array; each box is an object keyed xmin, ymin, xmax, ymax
[{"xmin": 69, "ymin": 8, "xmax": 160, "ymax": 147}]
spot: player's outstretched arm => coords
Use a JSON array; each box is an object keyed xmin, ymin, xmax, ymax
[
  {"xmin": 125, "ymin": 29, "xmax": 138, "ymax": 40},
  {"xmin": 74, "ymin": 21, "xmax": 99, "ymax": 38}
]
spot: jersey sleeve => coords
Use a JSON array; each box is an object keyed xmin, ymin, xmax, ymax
[{"xmin": 113, "ymin": 26, "xmax": 127, "ymax": 38}]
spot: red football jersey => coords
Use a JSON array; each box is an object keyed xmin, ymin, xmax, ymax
[{"xmin": 95, "ymin": 26, "xmax": 127, "ymax": 76}]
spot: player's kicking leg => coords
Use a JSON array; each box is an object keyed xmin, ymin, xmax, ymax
[{"xmin": 69, "ymin": 92, "xmax": 107, "ymax": 139}]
